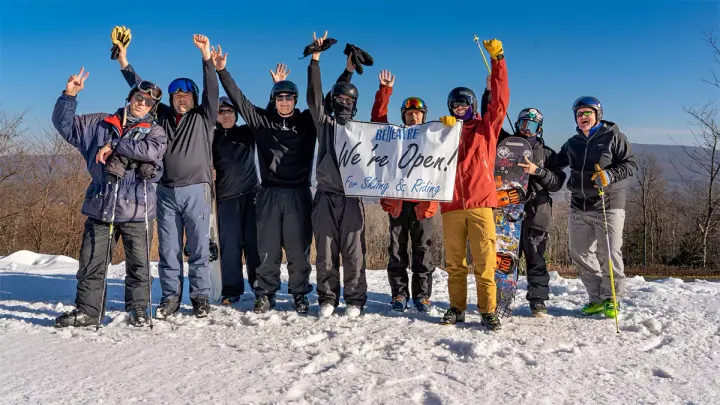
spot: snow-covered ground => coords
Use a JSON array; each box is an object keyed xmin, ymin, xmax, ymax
[{"xmin": 1, "ymin": 250, "xmax": 719, "ymax": 404}]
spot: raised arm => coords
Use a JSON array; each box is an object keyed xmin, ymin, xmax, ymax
[
  {"xmin": 51, "ymin": 68, "xmax": 105, "ymax": 154},
  {"xmin": 196, "ymin": 35, "xmax": 219, "ymax": 124},
  {"xmin": 480, "ymin": 39, "xmax": 509, "ymax": 138},
  {"xmin": 307, "ymin": 31, "xmax": 329, "ymax": 126},
  {"xmin": 371, "ymin": 70, "xmax": 394, "ymax": 123}
]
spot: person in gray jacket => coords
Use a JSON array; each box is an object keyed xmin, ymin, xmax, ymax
[
  {"xmin": 307, "ymin": 31, "xmax": 367, "ymax": 318},
  {"xmin": 52, "ymin": 68, "xmax": 167, "ymax": 328},
  {"xmin": 555, "ymin": 96, "xmax": 637, "ymax": 319}
]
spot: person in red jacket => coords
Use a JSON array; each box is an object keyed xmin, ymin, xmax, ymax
[
  {"xmin": 370, "ymin": 69, "xmax": 439, "ymax": 313},
  {"xmin": 438, "ymin": 38, "xmax": 509, "ymax": 331}
]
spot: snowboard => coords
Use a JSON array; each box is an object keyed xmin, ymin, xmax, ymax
[
  {"xmin": 493, "ymin": 136, "xmax": 532, "ymax": 318},
  {"xmin": 208, "ymin": 185, "xmax": 223, "ymax": 303}
]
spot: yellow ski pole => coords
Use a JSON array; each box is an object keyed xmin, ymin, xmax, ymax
[
  {"xmin": 473, "ymin": 34, "xmax": 514, "ymax": 130},
  {"xmin": 596, "ymin": 164, "xmax": 620, "ymax": 334}
]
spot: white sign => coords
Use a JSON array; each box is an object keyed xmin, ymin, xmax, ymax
[{"xmin": 334, "ymin": 120, "xmax": 462, "ymax": 201}]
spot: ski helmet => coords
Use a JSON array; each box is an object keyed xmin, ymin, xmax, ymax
[
  {"xmin": 515, "ymin": 107, "xmax": 543, "ymax": 135},
  {"xmin": 330, "ymin": 82, "xmax": 359, "ymax": 117},
  {"xmin": 400, "ymin": 97, "xmax": 427, "ymax": 124},
  {"xmin": 127, "ymin": 80, "xmax": 163, "ymax": 115},
  {"xmin": 447, "ymin": 87, "xmax": 477, "ymax": 115},
  {"xmin": 572, "ymin": 96, "xmax": 602, "ymax": 121},
  {"xmin": 219, "ymin": 96, "xmax": 238, "ymax": 122},
  {"xmin": 168, "ymin": 78, "xmax": 199, "ymax": 107},
  {"xmin": 270, "ymin": 80, "xmax": 299, "ymax": 102}
]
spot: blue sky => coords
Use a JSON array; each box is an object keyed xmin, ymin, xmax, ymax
[{"xmin": 1, "ymin": 0, "xmax": 718, "ymax": 150}]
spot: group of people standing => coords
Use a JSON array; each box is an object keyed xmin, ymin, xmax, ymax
[{"xmin": 52, "ymin": 29, "xmax": 636, "ymax": 332}]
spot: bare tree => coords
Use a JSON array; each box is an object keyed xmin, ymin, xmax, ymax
[{"xmin": 628, "ymin": 153, "xmax": 666, "ymax": 267}]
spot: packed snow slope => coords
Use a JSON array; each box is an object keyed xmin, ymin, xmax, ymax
[{"xmin": 1, "ymin": 250, "xmax": 719, "ymax": 404}]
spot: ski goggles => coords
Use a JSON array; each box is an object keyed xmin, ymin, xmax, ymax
[
  {"xmin": 402, "ymin": 97, "xmax": 427, "ymax": 111},
  {"xmin": 134, "ymin": 81, "xmax": 162, "ymax": 101},
  {"xmin": 168, "ymin": 78, "xmax": 197, "ymax": 95},
  {"xmin": 516, "ymin": 119, "xmax": 540, "ymax": 134},
  {"xmin": 449, "ymin": 100, "xmax": 470, "ymax": 109}
]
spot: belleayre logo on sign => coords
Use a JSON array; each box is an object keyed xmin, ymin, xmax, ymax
[{"xmin": 334, "ymin": 120, "xmax": 462, "ymax": 201}]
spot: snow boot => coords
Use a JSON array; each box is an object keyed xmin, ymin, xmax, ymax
[
  {"xmin": 530, "ymin": 301, "xmax": 548, "ymax": 317},
  {"xmin": 603, "ymin": 299, "xmax": 619, "ymax": 318},
  {"xmin": 318, "ymin": 301, "xmax": 335, "ymax": 318},
  {"xmin": 191, "ymin": 296, "xmax": 211, "ymax": 318},
  {"xmin": 128, "ymin": 305, "xmax": 150, "ymax": 327},
  {"xmin": 481, "ymin": 313, "xmax": 502, "ymax": 331},
  {"xmin": 54, "ymin": 309, "xmax": 97, "ymax": 328},
  {"xmin": 253, "ymin": 294, "xmax": 276, "ymax": 314},
  {"xmin": 346, "ymin": 305, "xmax": 363, "ymax": 318},
  {"xmin": 220, "ymin": 295, "xmax": 240, "ymax": 306},
  {"xmin": 391, "ymin": 295, "xmax": 408, "ymax": 312},
  {"xmin": 581, "ymin": 302, "xmax": 604, "ymax": 316},
  {"xmin": 440, "ymin": 307, "xmax": 465, "ymax": 325},
  {"xmin": 414, "ymin": 298, "xmax": 432, "ymax": 313},
  {"xmin": 294, "ymin": 295, "xmax": 310, "ymax": 315},
  {"xmin": 155, "ymin": 296, "xmax": 180, "ymax": 319}
]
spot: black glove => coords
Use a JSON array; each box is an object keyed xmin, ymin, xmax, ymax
[
  {"xmin": 105, "ymin": 152, "xmax": 130, "ymax": 179},
  {"xmin": 343, "ymin": 43, "xmax": 374, "ymax": 74},
  {"xmin": 300, "ymin": 38, "xmax": 338, "ymax": 59},
  {"xmin": 135, "ymin": 162, "xmax": 157, "ymax": 180}
]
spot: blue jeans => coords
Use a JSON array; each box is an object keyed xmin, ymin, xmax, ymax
[{"xmin": 157, "ymin": 183, "xmax": 211, "ymax": 301}]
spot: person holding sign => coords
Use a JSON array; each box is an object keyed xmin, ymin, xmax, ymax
[
  {"xmin": 437, "ymin": 38, "xmax": 509, "ymax": 331},
  {"xmin": 370, "ymin": 69, "xmax": 439, "ymax": 313},
  {"xmin": 307, "ymin": 31, "xmax": 368, "ymax": 319}
]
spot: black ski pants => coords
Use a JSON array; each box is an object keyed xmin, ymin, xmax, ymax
[
  {"xmin": 217, "ymin": 194, "xmax": 259, "ymax": 296},
  {"xmin": 387, "ymin": 202, "xmax": 434, "ymax": 302},
  {"xmin": 254, "ymin": 187, "xmax": 313, "ymax": 297},
  {"xmin": 75, "ymin": 217, "xmax": 151, "ymax": 319},
  {"xmin": 521, "ymin": 221, "xmax": 550, "ymax": 303},
  {"xmin": 312, "ymin": 190, "xmax": 368, "ymax": 307}
]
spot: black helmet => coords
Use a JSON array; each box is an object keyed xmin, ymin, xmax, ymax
[
  {"xmin": 218, "ymin": 96, "xmax": 238, "ymax": 122},
  {"xmin": 270, "ymin": 80, "xmax": 299, "ymax": 101},
  {"xmin": 515, "ymin": 107, "xmax": 543, "ymax": 135},
  {"xmin": 330, "ymin": 82, "xmax": 359, "ymax": 100},
  {"xmin": 572, "ymin": 96, "xmax": 603, "ymax": 121},
  {"xmin": 447, "ymin": 87, "xmax": 477, "ymax": 115},
  {"xmin": 400, "ymin": 97, "xmax": 428, "ymax": 124},
  {"xmin": 128, "ymin": 80, "xmax": 163, "ymax": 116}
]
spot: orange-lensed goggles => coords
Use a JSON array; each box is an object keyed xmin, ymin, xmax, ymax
[{"xmin": 402, "ymin": 97, "xmax": 427, "ymax": 111}]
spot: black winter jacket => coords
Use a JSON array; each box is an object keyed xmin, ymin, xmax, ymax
[{"xmin": 213, "ymin": 124, "xmax": 259, "ymax": 201}]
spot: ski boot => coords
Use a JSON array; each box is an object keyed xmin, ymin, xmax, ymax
[
  {"xmin": 253, "ymin": 294, "xmax": 276, "ymax": 314},
  {"xmin": 191, "ymin": 296, "xmax": 211, "ymax": 318},
  {"xmin": 318, "ymin": 301, "xmax": 335, "ymax": 318},
  {"xmin": 603, "ymin": 299, "xmax": 619, "ymax": 318},
  {"xmin": 128, "ymin": 305, "xmax": 150, "ymax": 327},
  {"xmin": 219, "ymin": 295, "xmax": 240, "ymax": 306},
  {"xmin": 440, "ymin": 307, "xmax": 465, "ymax": 325},
  {"xmin": 414, "ymin": 298, "xmax": 432, "ymax": 313},
  {"xmin": 346, "ymin": 304, "xmax": 363, "ymax": 318},
  {"xmin": 54, "ymin": 309, "xmax": 97, "ymax": 328},
  {"xmin": 581, "ymin": 302, "xmax": 604, "ymax": 316},
  {"xmin": 155, "ymin": 296, "xmax": 180, "ymax": 320},
  {"xmin": 481, "ymin": 313, "xmax": 502, "ymax": 331},
  {"xmin": 529, "ymin": 301, "xmax": 548, "ymax": 317},
  {"xmin": 391, "ymin": 295, "xmax": 408, "ymax": 312},
  {"xmin": 294, "ymin": 295, "xmax": 310, "ymax": 315}
]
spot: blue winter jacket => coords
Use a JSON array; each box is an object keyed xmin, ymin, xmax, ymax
[{"xmin": 52, "ymin": 93, "xmax": 168, "ymax": 223}]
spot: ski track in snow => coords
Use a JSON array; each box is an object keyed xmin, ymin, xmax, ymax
[{"xmin": 1, "ymin": 250, "xmax": 719, "ymax": 404}]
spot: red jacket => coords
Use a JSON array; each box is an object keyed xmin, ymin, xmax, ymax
[
  {"xmin": 371, "ymin": 85, "xmax": 439, "ymax": 220},
  {"xmin": 440, "ymin": 57, "xmax": 509, "ymax": 213}
]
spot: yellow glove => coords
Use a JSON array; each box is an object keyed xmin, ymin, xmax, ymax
[
  {"xmin": 591, "ymin": 163, "xmax": 613, "ymax": 188},
  {"xmin": 111, "ymin": 26, "xmax": 131, "ymax": 47},
  {"xmin": 440, "ymin": 115, "xmax": 457, "ymax": 127},
  {"xmin": 483, "ymin": 39, "xmax": 504, "ymax": 60}
]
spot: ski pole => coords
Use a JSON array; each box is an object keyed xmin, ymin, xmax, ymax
[
  {"xmin": 143, "ymin": 179, "xmax": 153, "ymax": 329},
  {"xmin": 473, "ymin": 34, "xmax": 514, "ymax": 130},
  {"xmin": 596, "ymin": 164, "xmax": 620, "ymax": 334},
  {"xmin": 97, "ymin": 179, "xmax": 120, "ymax": 331}
]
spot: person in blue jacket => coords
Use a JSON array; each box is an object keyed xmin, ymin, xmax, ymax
[{"xmin": 52, "ymin": 67, "xmax": 167, "ymax": 328}]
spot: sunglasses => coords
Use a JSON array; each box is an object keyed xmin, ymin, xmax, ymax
[
  {"xmin": 450, "ymin": 100, "xmax": 469, "ymax": 109},
  {"xmin": 334, "ymin": 96, "xmax": 355, "ymax": 106},
  {"xmin": 218, "ymin": 109, "xmax": 234, "ymax": 115},
  {"xmin": 576, "ymin": 110, "xmax": 594, "ymax": 118},
  {"xmin": 403, "ymin": 97, "xmax": 426, "ymax": 110},
  {"xmin": 275, "ymin": 94, "xmax": 296, "ymax": 101},
  {"xmin": 132, "ymin": 92, "xmax": 157, "ymax": 106},
  {"xmin": 168, "ymin": 78, "xmax": 197, "ymax": 95}
]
